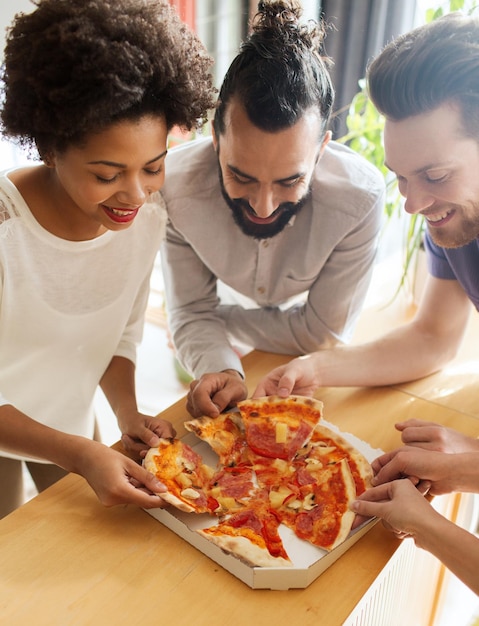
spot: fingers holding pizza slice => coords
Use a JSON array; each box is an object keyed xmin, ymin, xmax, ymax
[{"xmin": 143, "ymin": 438, "xmax": 216, "ymax": 514}]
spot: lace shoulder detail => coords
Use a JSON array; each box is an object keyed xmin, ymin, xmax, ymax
[
  {"xmin": 0, "ymin": 198, "xmax": 11, "ymax": 222},
  {"xmin": 0, "ymin": 189, "xmax": 17, "ymax": 239}
]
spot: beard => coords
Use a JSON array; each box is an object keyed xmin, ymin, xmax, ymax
[
  {"xmin": 426, "ymin": 201, "xmax": 479, "ymax": 248},
  {"xmin": 218, "ymin": 167, "xmax": 310, "ymax": 239}
]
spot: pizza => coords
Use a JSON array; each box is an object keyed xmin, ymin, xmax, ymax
[
  {"xmin": 184, "ymin": 410, "xmax": 247, "ymax": 465},
  {"xmin": 145, "ymin": 395, "xmax": 373, "ymax": 567},
  {"xmin": 198, "ymin": 497, "xmax": 292, "ymax": 568},
  {"xmin": 237, "ymin": 395, "xmax": 323, "ymax": 460},
  {"xmin": 303, "ymin": 424, "xmax": 373, "ymax": 495},
  {"xmin": 268, "ymin": 457, "xmax": 357, "ymax": 551},
  {"xmin": 143, "ymin": 438, "xmax": 216, "ymax": 514}
]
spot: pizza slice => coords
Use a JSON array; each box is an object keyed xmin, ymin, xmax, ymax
[
  {"xmin": 237, "ymin": 395, "xmax": 324, "ymax": 461},
  {"xmin": 270, "ymin": 457, "xmax": 357, "ymax": 551},
  {"xmin": 184, "ymin": 410, "xmax": 248, "ymax": 466},
  {"xmin": 197, "ymin": 499, "xmax": 292, "ymax": 568},
  {"xmin": 301, "ymin": 424, "xmax": 373, "ymax": 495},
  {"xmin": 143, "ymin": 438, "xmax": 216, "ymax": 514}
]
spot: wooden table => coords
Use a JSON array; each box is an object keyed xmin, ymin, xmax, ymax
[{"xmin": 1, "ymin": 350, "xmax": 478, "ymax": 626}]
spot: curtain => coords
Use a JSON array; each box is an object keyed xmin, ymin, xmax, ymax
[
  {"xmin": 168, "ymin": 0, "xmax": 196, "ymax": 29},
  {"xmin": 320, "ymin": 0, "xmax": 417, "ymax": 137}
]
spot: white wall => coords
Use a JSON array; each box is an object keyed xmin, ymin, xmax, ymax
[
  {"xmin": 0, "ymin": 1, "xmax": 34, "ymax": 61},
  {"xmin": 0, "ymin": 1, "xmax": 35, "ymax": 168}
]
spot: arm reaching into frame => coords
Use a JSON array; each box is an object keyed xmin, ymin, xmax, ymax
[
  {"xmin": 253, "ymin": 277, "xmax": 471, "ymax": 397},
  {"xmin": 352, "ymin": 479, "xmax": 479, "ymax": 596},
  {"xmin": 0, "ymin": 403, "xmax": 171, "ymax": 510}
]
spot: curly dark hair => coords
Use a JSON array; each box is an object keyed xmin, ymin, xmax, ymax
[
  {"xmin": 213, "ymin": 0, "xmax": 334, "ymax": 138},
  {"xmin": 1, "ymin": 0, "xmax": 216, "ymax": 156},
  {"xmin": 367, "ymin": 13, "xmax": 479, "ymax": 139}
]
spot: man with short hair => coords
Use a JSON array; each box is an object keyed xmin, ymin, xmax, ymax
[{"xmin": 255, "ymin": 12, "xmax": 479, "ymax": 398}]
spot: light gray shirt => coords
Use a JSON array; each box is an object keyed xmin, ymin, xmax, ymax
[{"xmin": 161, "ymin": 137, "xmax": 385, "ymax": 378}]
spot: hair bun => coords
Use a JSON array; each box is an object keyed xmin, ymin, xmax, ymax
[{"xmin": 254, "ymin": 1, "xmax": 302, "ymax": 33}]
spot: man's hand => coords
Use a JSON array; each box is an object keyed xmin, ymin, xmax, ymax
[
  {"xmin": 253, "ymin": 355, "xmax": 320, "ymax": 398},
  {"xmin": 186, "ymin": 370, "xmax": 248, "ymax": 417}
]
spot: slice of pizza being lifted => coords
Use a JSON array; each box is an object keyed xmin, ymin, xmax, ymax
[
  {"xmin": 236, "ymin": 395, "xmax": 324, "ymax": 461},
  {"xmin": 144, "ymin": 438, "xmax": 216, "ymax": 514}
]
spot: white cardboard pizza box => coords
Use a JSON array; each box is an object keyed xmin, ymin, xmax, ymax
[{"xmin": 145, "ymin": 423, "xmax": 381, "ymax": 590}]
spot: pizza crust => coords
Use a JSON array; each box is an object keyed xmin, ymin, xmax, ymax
[
  {"xmin": 152, "ymin": 490, "xmax": 198, "ymax": 513},
  {"xmin": 197, "ymin": 529, "xmax": 292, "ymax": 568},
  {"xmin": 237, "ymin": 395, "xmax": 324, "ymax": 421},
  {"xmin": 326, "ymin": 458, "xmax": 357, "ymax": 551}
]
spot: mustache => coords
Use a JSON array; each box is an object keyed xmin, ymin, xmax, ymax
[{"xmin": 231, "ymin": 196, "xmax": 301, "ymax": 217}]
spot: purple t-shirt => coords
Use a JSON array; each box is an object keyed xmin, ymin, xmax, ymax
[{"xmin": 425, "ymin": 230, "xmax": 479, "ymax": 311}]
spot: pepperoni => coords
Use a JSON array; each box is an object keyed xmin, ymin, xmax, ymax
[
  {"xmin": 211, "ymin": 466, "xmax": 254, "ymax": 499},
  {"xmin": 224, "ymin": 506, "xmax": 289, "ymax": 560},
  {"xmin": 246, "ymin": 420, "xmax": 312, "ymax": 460},
  {"xmin": 294, "ymin": 504, "xmax": 328, "ymax": 538},
  {"xmin": 228, "ymin": 509, "xmax": 262, "ymax": 534},
  {"xmin": 294, "ymin": 466, "xmax": 315, "ymax": 486},
  {"xmin": 181, "ymin": 442, "xmax": 204, "ymax": 465}
]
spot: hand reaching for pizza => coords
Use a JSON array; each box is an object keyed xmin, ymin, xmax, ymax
[
  {"xmin": 118, "ymin": 410, "xmax": 176, "ymax": 458},
  {"xmin": 370, "ymin": 445, "xmax": 477, "ymax": 495},
  {"xmin": 351, "ymin": 478, "xmax": 432, "ymax": 539},
  {"xmin": 396, "ymin": 418, "xmax": 479, "ymax": 453},
  {"xmin": 353, "ymin": 478, "xmax": 479, "ymax": 596},
  {"xmin": 186, "ymin": 370, "xmax": 248, "ymax": 418},
  {"xmin": 72, "ymin": 439, "xmax": 170, "ymax": 509},
  {"xmin": 252, "ymin": 355, "xmax": 321, "ymax": 399}
]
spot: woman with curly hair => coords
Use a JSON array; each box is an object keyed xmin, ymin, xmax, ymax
[{"xmin": 0, "ymin": 0, "xmax": 215, "ymax": 517}]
